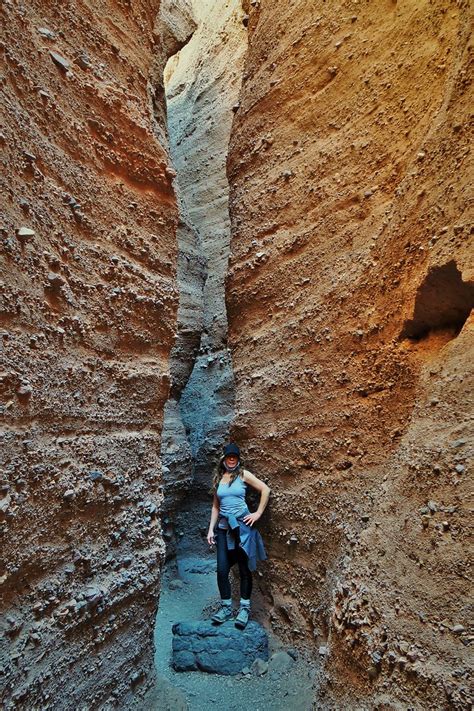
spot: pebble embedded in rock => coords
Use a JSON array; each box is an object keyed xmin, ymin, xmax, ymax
[
  {"xmin": 50, "ymin": 51, "xmax": 71, "ymax": 72},
  {"xmin": 16, "ymin": 227, "xmax": 35, "ymax": 241},
  {"xmin": 47, "ymin": 272, "xmax": 66, "ymax": 287},
  {"xmin": 74, "ymin": 52, "xmax": 91, "ymax": 70},
  {"xmin": 88, "ymin": 470, "xmax": 104, "ymax": 482},
  {"xmin": 38, "ymin": 27, "xmax": 56, "ymax": 39}
]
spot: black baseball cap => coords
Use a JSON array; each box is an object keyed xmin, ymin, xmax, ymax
[{"xmin": 223, "ymin": 443, "xmax": 240, "ymax": 458}]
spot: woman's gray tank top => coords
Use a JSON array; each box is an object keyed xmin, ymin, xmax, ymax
[{"xmin": 216, "ymin": 474, "xmax": 249, "ymax": 529}]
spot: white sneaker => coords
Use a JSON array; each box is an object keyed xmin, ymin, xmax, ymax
[
  {"xmin": 234, "ymin": 606, "xmax": 250, "ymax": 629},
  {"xmin": 211, "ymin": 605, "xmax": 233, "ymax": 624}
]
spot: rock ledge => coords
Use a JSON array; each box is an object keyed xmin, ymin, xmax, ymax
[{"xmin": 172, "ymin": 620, "xmax": 268, "ymax": 674}]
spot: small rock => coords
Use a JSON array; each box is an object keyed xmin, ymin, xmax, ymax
[
  {"xmin": 88, "ymin": 470, "xmax": 103, "ymax": 482},
  {"xmin": 427, "ymin": 500, "xmax": 438, "ymax": 513},
  {"xmin": 451, "ymin": 624, "xmax": 465, "ymax": 634},
  {"xmin": 250, "ymin": 658, "xmax": 268, "ymax": 676},
  {"xmin": 74, "ymin": 52, "xmax": 91, "ymax": 70},
  {"xmin": 368, "ymin": 665, "xmax": 378, "ymax": 679},
  {"xmin": 0, "ymin": 496, "xmax": 11, "ymax": 514},
  {"xmin": 50, "ymin": 51, "xmax": 71, "ymax": 72},
  {"xmin": 398, "ymin": 640, "xmax": 409, "ymax": 654},
  {"xmin": 47, "ymin": 272, "xmax": 66, "ymax": 287},
  {"xmin": 17, "ymin": 383, "xmax": 32, "ymax": 397},
  {"xmin": 454, "ymin": 464, "xmax": 465, "ymax": 474},
  {"xmin": 268, "ymin": 650, "xmax": 295, "ymax": 674},
  {"xmin": 387, "ymin": 651, "xmax": 397, "ymax": 664},
  {"xmin": 63, "ymin": 489, "xmax": 75, "ymax": 501},
  {"xmin": 130, "ymin": 670, "xmax": 145, "ymax": 685},
  {"xmin": 38, "ymin": 27, "xmax": 56, "ymax": 39},
  {"xmin": 84, "ymin": 587, "xmax": 103, "ymax": 607},
  {"xmin": 318, "ymin": 645, "xmax": 328, "ymax": 656},
  {"xmin": 169, "ymin": 579, "xmax": 184, "ymax": 590},
  {"xmin": 16, "ymin": 227, "xmax": 35, "ymax": 241}
]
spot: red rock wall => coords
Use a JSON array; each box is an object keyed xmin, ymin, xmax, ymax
[
  {"xmin": 227, "ymin": 1, "xmax": 473, "ymax": 708},
  {"xmin": 0, "ymin": 1, "xmax": 184, "ymax": 707}
]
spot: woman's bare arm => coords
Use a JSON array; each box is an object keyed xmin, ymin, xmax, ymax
[
  {"xmin": 242, "ymin": 470, "xmax": 271, "ymax": 526},
  {"xmin": 207, "ymin": 494, "xmax": 220, "ymax": 544}
]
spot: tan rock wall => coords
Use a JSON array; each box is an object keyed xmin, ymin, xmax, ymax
[
  {"xmin": 227, "ymin": 1, "xmax": 473, "ymax": 708},
  {"xmin": 0, "ymin": 0, "xmax": 185, "ymax": 707}
]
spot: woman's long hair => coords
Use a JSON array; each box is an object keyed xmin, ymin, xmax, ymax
[{"xmin": 210, "ymin": 456, "xmax": 244, "ymax": 494}]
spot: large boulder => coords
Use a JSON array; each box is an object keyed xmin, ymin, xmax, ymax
[{"xmin": 171, "ymin": 620, "xmax": 268, "ymax": 675}]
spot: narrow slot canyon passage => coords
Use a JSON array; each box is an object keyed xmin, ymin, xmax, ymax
[
  {"xmin": 151, "ymin": 2, "xmax": 317, "ymax": 708},
  {"xmin": 1, "ymin": 0, "xmax": 471, "ymax": 708}
]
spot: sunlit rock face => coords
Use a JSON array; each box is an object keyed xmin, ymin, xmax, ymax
[
  {"xmin": 164, "ymin": 0, "xmax": 248, "ymax": 491},
  {"xmin": 227, "ymin": 1, "xmax": 473, "ymax": 708},
  {"xmin": 0, "ymin": 0, "xmax": 192, "ymax": 707}
]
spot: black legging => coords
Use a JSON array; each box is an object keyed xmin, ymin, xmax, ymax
[{"xmin": 216, "ymin": 527, "xmax": 252, "ymax": 600}]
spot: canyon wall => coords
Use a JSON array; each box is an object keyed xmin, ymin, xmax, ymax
[
  {"xmin": 227, "ymin": 1, "xmax": 473, "ymax": 709},
  {"xmin": 164, "ymin": 0, "xmax": 247, "ymax": 489},
  {"xmin": 0, "ymin": 1, "xmax": 190, "ymax": 707}
]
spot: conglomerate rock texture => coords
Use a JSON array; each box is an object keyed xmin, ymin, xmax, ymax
[
  {"xmin": 227, "ymin": 1, "xmax": 473, "ymax": 709},
  {"xmin": 164, "ymin": 0, "xmax": 247, "ymax": 490},
  {"xmin": 0, "ymin": 0, "xmax": 189, "ymax": 707}
]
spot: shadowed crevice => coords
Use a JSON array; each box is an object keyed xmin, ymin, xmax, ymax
[{"xmin": 401, "ymin": 260, "xmax": 474, "ymax": 342}]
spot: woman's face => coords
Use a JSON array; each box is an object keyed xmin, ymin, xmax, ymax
[{"xmin": 224, "ymin": 455, "xmax": 238, "ymax": 469}]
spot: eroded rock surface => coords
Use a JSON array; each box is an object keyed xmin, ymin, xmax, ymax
[
  {"xmin": 227, "ymin": 1, "xmax": 473, "ymax": 708},
  {"xmin": 0, "ymin": 0, "xmax": 184, "ymax": 707},
  {"xmin": 164, "ymin": 0, "xmax": 247, "ymax": 487}
]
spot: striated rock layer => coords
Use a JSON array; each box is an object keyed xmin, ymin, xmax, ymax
[
  {"xmin": 164, "ymin": 0, "xmax": 247, "ymax": 489},
  {"xmin": 0, "ymin": 1, "xmax": 185, "ymax": 708},
  {"xmin": 227, "ymin": 1, "xmax": 473, "ymax": 709}
]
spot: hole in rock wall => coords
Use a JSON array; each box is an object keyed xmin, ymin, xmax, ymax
[{"xmin": 400, "ymin": 261, "xmax": 474, "ymax": 344}]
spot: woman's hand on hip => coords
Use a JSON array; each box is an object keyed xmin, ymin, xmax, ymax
[
  {"xmin": 242, "ymin": 511, "xmax": 261, "ymax": 527},
  {"xmin": 207, "ymin": 530, "xmax": 215, "ymax": 546}
]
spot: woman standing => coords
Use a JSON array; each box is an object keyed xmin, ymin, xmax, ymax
[{"xmin": 207, "ymin": 443, "xmax": 270, "ymax": 629}]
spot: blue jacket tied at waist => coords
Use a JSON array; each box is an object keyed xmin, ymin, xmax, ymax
[{"xmin": 218, "ymin": 512, "xmax": 267, "ymax": 572}]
